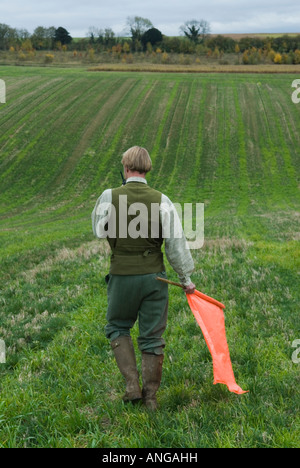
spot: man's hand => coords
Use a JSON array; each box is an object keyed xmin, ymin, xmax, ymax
[{"xmin": 183, "ymin": 282, "xmax": 196, "ymax": 294}]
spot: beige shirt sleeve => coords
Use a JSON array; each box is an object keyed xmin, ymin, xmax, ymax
[
  {"xmin": 160, "ymin": 194, "xmax": 195, "ymax": 286},
  {"xmin": 91, "ymin": 189, "xmax": 112, "ymax": 238}
]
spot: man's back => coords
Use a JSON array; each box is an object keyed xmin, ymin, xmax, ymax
[{"xmin": 108, "ymin": 180, "xmax": 165, "ymax": 275}]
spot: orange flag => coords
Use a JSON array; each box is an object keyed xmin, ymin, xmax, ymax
[{"xmin": 186, "ymin": 290, "xmax": 248, "ymax": 395}]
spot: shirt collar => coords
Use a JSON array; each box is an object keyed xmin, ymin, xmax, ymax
[{"xmin": 126, "ymin": 177, "xmax": 147, "ymax": 184}]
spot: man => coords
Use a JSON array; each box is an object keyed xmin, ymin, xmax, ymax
[{"xmin": 92, "ymin": 146, "xmax": 195, "ymax": 410}]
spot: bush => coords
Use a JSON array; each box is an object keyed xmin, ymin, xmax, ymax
[
  {"xmin": 88, "ymin": 48, "xmax": 95, "ymax": 62},
  {"xmin": 44, "ymin": 53, "xmax": 54, "ymax": 63},
  {"xmin": 294, "ymin": 49, "xmax": 300, "ymax": 64},
  {"xmin": 242, "ymin": 50, "xmax": 249, "ymax": 64},
  {"xmin": 18, "ymin": 51, "xmax": 27, "ymax": 61},
  {"xmin": 273, "ymin": 53, "xmax": 282, "ymax": 64},
  {"xmin": 162, "ymin": 52, "xmax": 170, "ymax": 64},
  {"xmin": 267, "ymin": 49, "xmax": 276, "ymax": 62},
  {"xmin": 242, "ymin": 48, "xmax": 262, "ymax": 65}
]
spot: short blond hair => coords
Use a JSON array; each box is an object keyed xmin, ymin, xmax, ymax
[{"xmin": 121, "ymin": 146, "xmax": 152, "ymax": 174}]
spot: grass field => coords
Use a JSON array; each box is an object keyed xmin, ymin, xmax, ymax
[{"xmin": 0, "ymin": 66, "xmax": 299, "ymax": 448}]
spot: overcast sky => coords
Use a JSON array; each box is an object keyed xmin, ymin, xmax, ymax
[{"xmin": 1, "ymin": 0, "xmax": 300, "ymax": 37}]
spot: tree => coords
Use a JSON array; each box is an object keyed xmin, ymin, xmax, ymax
[
  {"xmin": 55, "ymin": 27, "xmax": 72, "ymax": 46},
  {"xmin": 17, "ymin": 29, "xmax": 31, "ymax": 42},
  {"xmin": 180, "ymin": 20, "xmax": 210, "ymax": 44},
  {"xmin": 206, "ymin": 34, "xmax": 236, "ymax": 53},
  {"xmin": 45, "ymin": 27, "xmax": 56, "ymax": 49},
  {"xmin": 0, "ymin": 23, "xmax": 18, "ymax": 50},
  {"xmin": 32, "ymin": 26, "xmax": 47, "ymax": 49},
  {"xmin": 126, "ymin": 16, "xmax": 153, "ymax": 42},
  {"xmin": 88, "ymin": 27, "xmax": 116, "ymax": 47},
  {"xmin": 32, "ymin": 26, "xmax": 56, "ymax": 49},
  {"xmin": 87, "ymin": 26, "xmax": 99, "ymax": 44},
  {"xmin": 141, "ymin": 28, "xmax": 162, "ymax": 49},
  {"xmin": 102, "ymin": 28, "xmax": 116, "ymax": 47}
]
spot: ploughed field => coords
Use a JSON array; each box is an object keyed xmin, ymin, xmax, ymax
[{"xmin": 0, "ymin": 66, "xmax": 299, "ymax": 447}]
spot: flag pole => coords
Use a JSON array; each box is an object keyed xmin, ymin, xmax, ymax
[
  {"xmin": 156, "ymin": 277, "xmax": 183, "ymax": 288},
  {"xmin": 156, "ymin": 277, "xmax": 225, "ymax": 309}
]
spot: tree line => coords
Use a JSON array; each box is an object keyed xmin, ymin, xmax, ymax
[{"xmin": 1, "ymin": 17, "xmax": 300, "ymax": 57}]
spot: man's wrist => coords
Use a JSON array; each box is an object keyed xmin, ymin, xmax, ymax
[{"xmin": 179, "ymin": 276, "xmax": 192, "ymax": 287}]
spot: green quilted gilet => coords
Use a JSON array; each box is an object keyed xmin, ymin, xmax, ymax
[{"xmin": 108, "ymin": 182, "xmax": 165, "ymax": 275}]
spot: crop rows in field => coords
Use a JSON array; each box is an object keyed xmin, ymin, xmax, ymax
[{"xmin": 0, "ymin": 70, "xmax": 299, "ymax": 225}]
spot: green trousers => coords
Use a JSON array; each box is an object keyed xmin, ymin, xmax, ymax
[{"xmin": 105, "ymin": 272, "xmax": 168, "ymax": 355}]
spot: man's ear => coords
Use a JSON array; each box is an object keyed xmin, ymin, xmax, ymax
[{"xmin": 124, "ymin": 166, "xmax": 129, "ymax": 179}]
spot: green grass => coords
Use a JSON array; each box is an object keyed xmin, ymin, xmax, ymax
[{"xmin": 0, "ymin": 66, "xmax": 299, "ymax": 448}]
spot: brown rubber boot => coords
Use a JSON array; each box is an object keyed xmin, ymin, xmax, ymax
[
  {"xmin": 141, "ymin": 353, "xmax": 164, "ymax": 411},
  {"xmin": 111, "ymin": 336, "xmax": 142, "ymax": 404}
]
